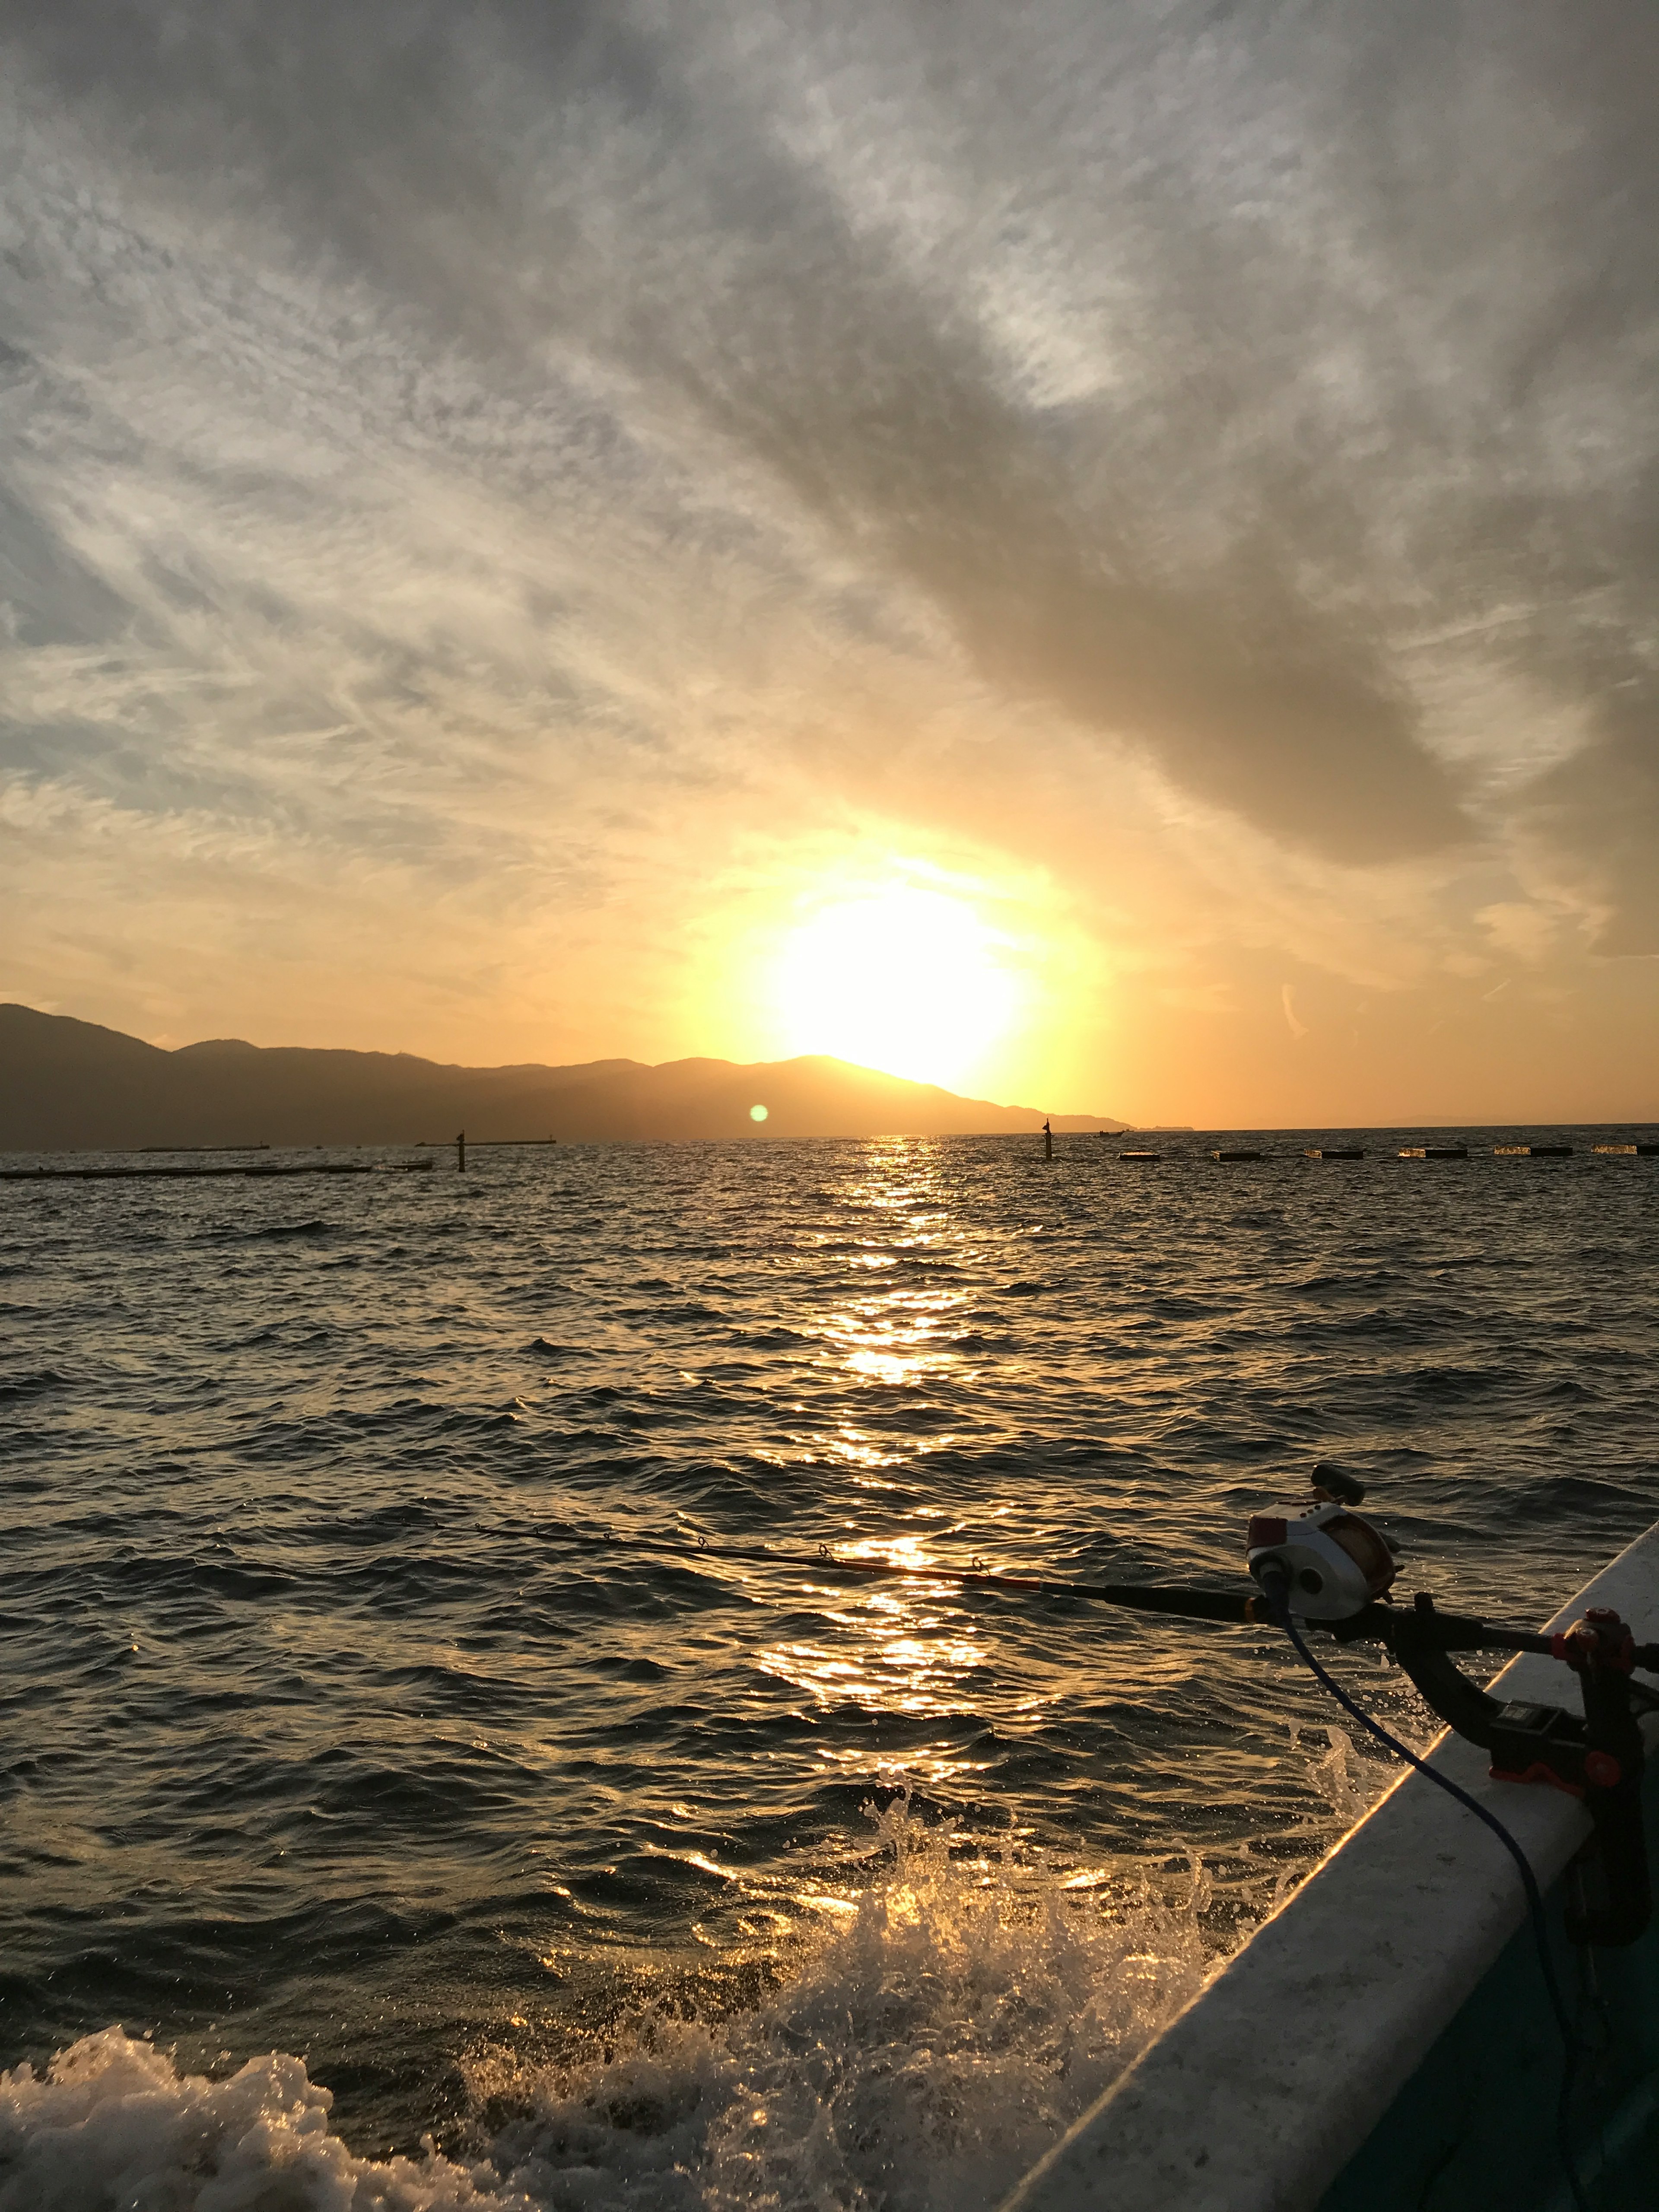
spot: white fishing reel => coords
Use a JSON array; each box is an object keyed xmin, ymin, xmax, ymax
[{"xmin": 1246, "ymin": 1465, "xmax": 1399, "ymax": 1621}]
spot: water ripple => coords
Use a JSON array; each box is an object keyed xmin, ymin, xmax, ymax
[{"xmin": 0, "ymin": 1129, "xmax": 1655, "ymax": 2201}]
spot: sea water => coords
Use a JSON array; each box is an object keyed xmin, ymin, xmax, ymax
[{"xmin": 1, "ymin": 1131, "xmax": 1654, "ymax": 2209}]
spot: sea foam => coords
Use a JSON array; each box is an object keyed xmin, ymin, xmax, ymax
[
  {"xmin": 1, "ymin": 1797, "xmax": 1214, "ymax": 2212},
  {"xmin": 0, "ymin": 2029, "xmax": 509, "ymax": 2212}
]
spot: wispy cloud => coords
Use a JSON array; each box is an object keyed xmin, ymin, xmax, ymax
[{"xmin": 1, "ymin": 0, "xmax": 1655, "ymax": 1112}]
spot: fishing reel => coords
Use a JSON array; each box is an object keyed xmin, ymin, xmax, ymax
[
  {"xmin": 1244, "ymin": 1462, "xmax": 1659, "ymax": 1947},
  {"xmin": 632, "ymin": 1466, "xmax": 1659, "ymax": 1946},
  {"xmin": 1245, "ymin": 1462, "xmax": 1399, "ymax": 1620}
]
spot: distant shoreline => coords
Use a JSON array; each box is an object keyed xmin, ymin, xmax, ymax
[{"xmin": 0, "ymin": 1003, "xmax": 1125, "ymax": 1149}]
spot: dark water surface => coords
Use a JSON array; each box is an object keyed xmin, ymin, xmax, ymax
[{"xmin": 2, "ymin": 1131, "xmax": 1655, "ymax": 2208}]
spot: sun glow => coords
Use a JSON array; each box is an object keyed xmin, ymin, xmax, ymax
[{"xmin": 766, "ymin": 884, "xmax": 1024, "ymax": 1090}]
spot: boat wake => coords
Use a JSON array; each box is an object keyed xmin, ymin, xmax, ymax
[{"xmin": 1, "ymin": 1794, "xmax": 1226, "ymax": 2212}]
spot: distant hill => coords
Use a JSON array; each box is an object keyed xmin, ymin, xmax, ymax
[{"xmin": 0, "ymin": 1006, "xmax": 1125, "ymax": 1147}]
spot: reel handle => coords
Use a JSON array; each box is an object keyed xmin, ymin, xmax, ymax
[{"xmin": 1310, "ymin": 1462, "xmax": 1367, "ymax": 1506}]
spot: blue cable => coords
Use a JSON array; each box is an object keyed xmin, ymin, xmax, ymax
[{"xmin": 1276, "ymin": 1603, "xmax": 1591, "ymax": 2212}]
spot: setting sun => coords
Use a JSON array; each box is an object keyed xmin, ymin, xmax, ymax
[{"xmin": 766, "ymin": 884, "xmax": 1024, "ymax": 1090}]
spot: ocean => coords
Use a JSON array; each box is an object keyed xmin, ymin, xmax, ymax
[{"xmin": 2, "ymin": 1130, "xmax": 1655, "ymax": 2210}]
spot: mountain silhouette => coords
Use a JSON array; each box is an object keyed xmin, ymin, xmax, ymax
[{"xmin": 0, "ymin": 1006, "xmax": 1123, "ymax": 1147}]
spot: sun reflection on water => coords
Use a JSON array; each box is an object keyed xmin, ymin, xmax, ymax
[
  {"xmin": 737, "ymin": 1147, "xmax": 1062, "ymax": 1802},
  {"xmin": 820, "ymin": 1284, "xmax": 968, "ymax": 1386},
  {"xmin": 758, "ymin": 1565, "xmax": 994, "ymax": 1724}
]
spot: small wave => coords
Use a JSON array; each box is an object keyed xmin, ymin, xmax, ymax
[
  {"xmin": 0, "ymin": 1368, "xmax": 73, "ymax": 1405},
  {"xmin": 1293, "ymin": 1268, "xmax": 1400, "ymax": 1297},
  {"xmin": 245, "ymin": 1219, "xmax": 334, "ymax": 1239},
  {"xmin": 617, "ymin": 1302, "xmax": 726, "ymax": 1325},
  {"xmin": 1398, "ymin": 1362, "xmax": 1518, "ymax": 1403}
]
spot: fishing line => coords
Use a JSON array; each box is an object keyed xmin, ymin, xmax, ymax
[
  {"xmin": 561, "ymin": 1525, "xmax": 1578, "ymax": 1646},
  {"xmin": 1275, "ymin": 1604, "xmax": 1592, "ymax": 2212},
  {"xmin": 571, "ymin": 1524, "xmax": 1262, "ymax": 1624}
]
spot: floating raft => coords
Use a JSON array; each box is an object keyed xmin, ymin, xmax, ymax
[
  {"xmin": 1494, "ymin": 1145, "xmax": 1573, "ymax": 1157},
  {"xmin": 1398, "ymin": 1145, "xmax": 1469, "ymax": 1159},
  {"xmin": 1211, "ymin": 1148, "xmax": 1264, "ymax": 1161},
  {"xmin": 1305, "ymin": 1147, "xmax": 1365, "ymax": 1159},
  {"xmin": 1001, "ymin": 1522, "xmax": 1659, "ymax": 2212},
  {"xmin": 0, "ymin": 1160, "xmax": 434, "ymax": 1182},
  {"xmin": 1119, "ymin": 1150, "xmax": 1161, "ymax": 1161},
  {"xmin": 1593, "ymin": 1143, "xmax": 1659, "ymax": 1156}
]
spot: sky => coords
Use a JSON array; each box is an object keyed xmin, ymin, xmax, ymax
[{"xmin": 1, "ymin": 0, "xmax": 1656, "ymax": 1125}]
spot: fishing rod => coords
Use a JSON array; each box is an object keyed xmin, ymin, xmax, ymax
[
  {"xmin": 569, "ymin": 1465, "xmax": 1659, "ymax": 1949},
  {"xmin": 576, "ymin": 1507, "xmax": 1656, "ymax": 1662},
  {"xmin": 589, "ymin": 1527, "xmax": 1258, "ymax": 1624},
  {"xmin": 569, "ymin": 1468, "xmax": 1657, "ymax": 2212}
]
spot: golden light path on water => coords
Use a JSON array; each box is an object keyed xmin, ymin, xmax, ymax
[{"xmin": 751, "ymin": 1154, "xmax": 1052, "ymax": 1805}]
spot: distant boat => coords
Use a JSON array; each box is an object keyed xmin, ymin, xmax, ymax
[{"xmin": 1001, "ymin": 1522, "xmax": 1659, "ymax": 2212}]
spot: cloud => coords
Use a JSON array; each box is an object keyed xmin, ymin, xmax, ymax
[
  {"xmin": 1514, "ymin": 694, "xmax": 1659, "ymax": 954},
  {"xmin": 0, "ymin": 479, "xmax": 128, "ymax": 648},
  {"xmin": 0, "ymin": 0, "xmax": 1484, "ymax": 868},
  {"xmin": 0, "ymin": 0, "xmax": 1656, "ymax": 1099}
]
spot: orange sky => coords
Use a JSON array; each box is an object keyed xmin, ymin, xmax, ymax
[{"xmin": 2, "ymin": 3, "xmax": 1656, "ymax": 1125}]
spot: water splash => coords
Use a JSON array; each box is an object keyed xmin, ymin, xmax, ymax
[
  {"xmin": 0, "ymin": 1796, "xmax": 1217, "ymax": 2212},
  {"xmin": 1325, "ymin": 1724, "xmax": 1381, "ymax": 1824},
  {"xmin": 0, "ymin": 2029, "xmax": 509, "ymax": 2212},
  {"xmin": 468, "ymin": 1792, "xmax": 1214, "ymax": 2212}
]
